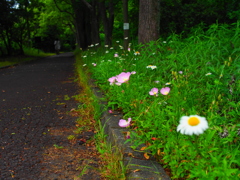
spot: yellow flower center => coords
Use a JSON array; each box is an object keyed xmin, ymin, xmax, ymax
[
  {"xmin": 123, "ymin": 78, "xmax": 128, "ymax": 82},
  {"xmin": 188, "ymin": 117, "xmax": 200, "ymax": 126}
]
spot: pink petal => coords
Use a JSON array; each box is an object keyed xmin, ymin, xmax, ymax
[
  {"xmin": 149, "ymin": 88, "xmax": 158, "ymax": 96},
  {"xmin": 108, "ymin": 76, "xmax": 116, "ymax": 83},
  {"xmin": 116, "ymin": 72, "xmax": 131, "ymax": 83},
  {"xmin": 118, "ymin": 118, "xmax": 131, "ymax": 127},
  {"xmin": 160, "ymin": 87, "xmax": 170, "ymax": 95}
]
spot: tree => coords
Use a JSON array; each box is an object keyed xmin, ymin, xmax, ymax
[
  {"xmin": 0, "ymin": 0, "xmax": 16, "ymax": 55},
  {"xmin": 138, "ymin": 0, "xmax": 160, "ymax": 44},
  {"xmin": 80, "ymin": 0, "xmax": 100, "ymax": 46},
  {"xmin": 98, "ymin": 0, "xmax": 115, "ymax": 46},
  {"xmin": 0, "ymin": 0, "xmax": 42, "ymax": 55},
  {"xmin": 123, "ymin": 0, "xmax": 129, "ymax": 50}
]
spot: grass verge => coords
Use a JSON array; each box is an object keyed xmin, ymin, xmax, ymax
[
  {"xmin": 74, "ymin": 50, "xmax": 126, "ymax": 179},
  {"xmin": 0, "ymin": 47, "xmax": 54, "ymax": 68},
  {"xmin": 76, "ymin": 22, "xmax": 240, "ymax": 179}
]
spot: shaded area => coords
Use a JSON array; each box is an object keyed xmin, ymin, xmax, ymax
[{"xmin": 0, "ymin": 53, "xmax": 101, "ymax": 179}]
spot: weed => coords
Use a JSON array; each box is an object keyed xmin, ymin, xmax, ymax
[
  {"xmin": 67, "ymin": 135, "xmax": 76, "ymax": 140},
  {"xmin": 53, "ymin": 144, "xmax": 64, "ymax": 149},
  {"xmin": 74, "ymin": 53, "xmax": 127, "ymax": 179}
]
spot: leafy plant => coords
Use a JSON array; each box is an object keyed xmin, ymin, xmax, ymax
[{"xmin": 79, "ymin": 22, "xmax": 240, "ymax": 179}]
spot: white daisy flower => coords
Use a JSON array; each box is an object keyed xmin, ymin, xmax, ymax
[
  {"xmin": 177, "ymin": 115, "xmax": 209, "ymax": 135},
  {"xmin": 134, "ymin": 51, "xmax": 140, "ymax": 55},
  {"xmin": 205, "ymin": 73, "xmax": 212, "ymax": 76},
  {"xmin": 146, "ymin": 65, "xmax": 157, "ymax": 70}
]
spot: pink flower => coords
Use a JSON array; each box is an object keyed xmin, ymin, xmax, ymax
[
  {"xmin": 114, "ymin": 53, "xmax": 119, "ymax": 57},
  {"xmin": 108, "ymin": 110, "xmax": 113, "ymax": 113},
  {"xmin": 116, "ymin": 72, "xmax": 131, "ymax": 83},
  {"xmin": 131, "ymin": 71, "xmax": 136, "ymax": 74},
  {"xmin": 92, "ymin": 63, "xmax": 97, "ymax": 66},
  {"xmin": 160, "ymin": 87, "xmax": 170, "ymax": 95},
  {"xmin": 108, "ymin": 76, "xmax": 116, "ymax": 85},
  {"xmin": 119, "ymin": 118, "xmax": 131, "ymax": 127},
  {"xmin": 149, "ymin": 88, "xmax": 159, "ymax": 96}
]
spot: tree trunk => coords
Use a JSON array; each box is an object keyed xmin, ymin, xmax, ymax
[
  {"xmin": 90, "ymin": 1, "xmax": 100, "ymax": 45},
  {"xmin": 71, "ymin": 0, "xmax": 91, "ymax": 50},
  {"xmin": 138, "ymin": 0, "xmax": 160, "ymax": 44},
  {"xmin": 98, "ymin": 0, "xmax": 114, "ymax": 46},
  {"xmin": 81, "ymin": 0, "xmax": 100, "ymax": 45},
  {"xmin": 123, "ymin": 0, "xmax": 129, "ymax": 51},
  {"xmin": 1, "ymin": 29, "xmax": 13, "ymax": 56}
]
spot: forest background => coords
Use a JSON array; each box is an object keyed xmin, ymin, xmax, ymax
[{"xmin": 0, "ymin": 0, "xmax": 240, "ymax": 56}]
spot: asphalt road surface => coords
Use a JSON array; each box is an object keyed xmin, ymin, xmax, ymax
[{"xmin": 0, "ymin": 53, "xmax": 101, "ymax": 180}]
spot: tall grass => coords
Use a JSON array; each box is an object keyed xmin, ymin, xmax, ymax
[{"xmin": 78, "ymin": 22, "xmax": 240, "ymax": 179}]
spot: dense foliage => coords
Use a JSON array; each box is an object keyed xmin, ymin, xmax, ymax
[
  {"xmin": 80, "ymin": 22, "xmax": 240, "ymax": 179},
  {"xmin": 1, "ymin": 0, "xmax": 239, "ymax": 56}
]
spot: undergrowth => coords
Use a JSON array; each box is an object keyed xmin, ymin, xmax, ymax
[
  {"xmin": 78, "ymin": 22, "xmax": 240, "ymax": 179},
  {"xmin": 74, "ymin": 52, "xmax": 126, "ymax": 179}
]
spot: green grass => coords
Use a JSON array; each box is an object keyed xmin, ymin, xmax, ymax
[
  {"xmin": 0, "ymin": 47, "xmax": 54, "ymax": 68},
  {"xmin": 74, "ymin": 53, "xmax": 126, "ymax": 179},
  {"xmin": 77, "ymin": 22, "xmax": 240, "ymax": 179}
]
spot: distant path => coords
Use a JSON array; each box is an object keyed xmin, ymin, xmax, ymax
[{"xmin": 0, "ymin": 53, "xmax": 100, "ymax": 179}]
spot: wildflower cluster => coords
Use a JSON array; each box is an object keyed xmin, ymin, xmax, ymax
[
  {"xmin": 149, "ymin": 87, "xmax": 171, "ymax": 96},
  {"xmin": 108, "ymin": 72, "xmax": 135, "ymax": 86},
  {"xmin": 79, "ymin": 25, "xmax": 239, "ymax": 179}
]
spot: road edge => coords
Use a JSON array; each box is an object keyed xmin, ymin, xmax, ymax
[{"xmin": 89, "ymin": 79, "xmax": 171, "ymax": 180}]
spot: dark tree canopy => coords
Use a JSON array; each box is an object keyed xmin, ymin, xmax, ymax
[{"xmin": 0, "ymin": 0, "xmax": 239, "ymax": 56}]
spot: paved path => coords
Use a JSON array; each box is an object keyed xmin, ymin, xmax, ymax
[{"xmin": 0, "ymin": 53, "xmax": 100, "ymax": 180}]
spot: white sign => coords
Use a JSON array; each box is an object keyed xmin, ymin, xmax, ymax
[{"xmin": 123, "ymin": 23, "xmax": 129, "ymax": 30}]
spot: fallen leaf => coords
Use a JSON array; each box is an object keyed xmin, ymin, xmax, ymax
[
  {"xmin": 128, "ymin": 153, "xmax": 134, "ymax": 157},
  {"xmin": 140, "ymin": 146, "xmax": 147, "ymax": 151},
  {"xmin": 133, "ymin": 169, "xmax": 140, "ymax": 173},
  {"xmin": 144, "ymin": 153, "xmax": 150, "ymax": 159}
]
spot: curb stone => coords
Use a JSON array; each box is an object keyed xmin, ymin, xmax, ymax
[{"xmin": 90, "ymin": 80, "xmax": 171, "ymax": 180}]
